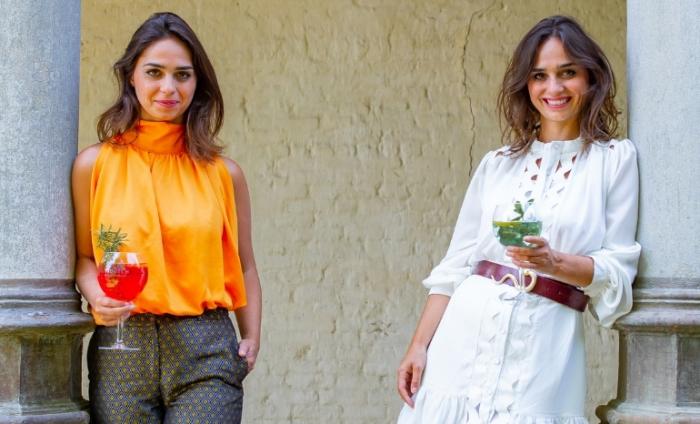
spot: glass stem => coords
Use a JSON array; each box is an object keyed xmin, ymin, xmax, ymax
[
  {"xmin": 116, "ymin": 316, "xmax": 125, "ymax": 346},
  {"xmin": 518, "ymin": 267, "xmax": 525, "ymax": 288}
]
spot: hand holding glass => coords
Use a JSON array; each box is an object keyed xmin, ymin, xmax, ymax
[
  {"xmin": 97, "ymin": 252, "xmax": 148, "ymax": 351},
  {"xmin": 492, "ymin": 202, "xmax": 542, "ymax": 290}
]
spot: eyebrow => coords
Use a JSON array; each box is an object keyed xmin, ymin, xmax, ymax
[
  {"xmin": 531, "ymin": 63, "xmax": 575, "ymax": 72},
  {"xmin": 142, "ymin": 63, "xmax": 194, "ymax": 71}
]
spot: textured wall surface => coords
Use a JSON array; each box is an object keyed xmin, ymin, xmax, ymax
[{"xmin": 80, "ymin": 1, "xmax": 627, "ymax": 422}]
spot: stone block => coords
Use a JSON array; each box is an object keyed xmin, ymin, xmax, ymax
[{"xmin": 678, "ymin": 336, "xmax": 700, "ymax": 405}]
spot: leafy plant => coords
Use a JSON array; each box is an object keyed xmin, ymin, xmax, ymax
[
  {"xmin": 96, "ymin": 224, "xmax": 128, "ymax": 253},
  {"xmin": 512, "ymin": 199, "xmax": 534, "ymax": 221}
]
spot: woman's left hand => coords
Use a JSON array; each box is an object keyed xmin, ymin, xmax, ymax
[
  {"xmin": 506, "ymin": 236, "xmax": 560, "ymax": 275},
  {"xmin": 238, "ymin": 338, "xmax": 259, "ymax": 371}
]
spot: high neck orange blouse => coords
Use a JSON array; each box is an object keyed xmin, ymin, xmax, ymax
[{"xmin": 90, "ymin": 120, "xmax": 246, "ymax": 318}]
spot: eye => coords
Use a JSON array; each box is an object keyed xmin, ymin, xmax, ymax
[
  {"xmin": 175, "ymin": 71, "xmax": 192, "ymax": 82},
  {"xmin": 531, "ymin": 72, "xmax": 546, "ymax": 81},
  {"xmin": 145, "ymin": 68, "xmax": 161, "ymax": 77},
  {"xmin": 561, "ymin": 69, "xmax": 577, "ymax": 78}
]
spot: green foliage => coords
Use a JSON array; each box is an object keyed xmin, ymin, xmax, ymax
[
  {"xmin": 96, "ymin": 224, "xmax": 128, "ymax": 253},
  {"xmin": 493, "ymin": 221, "xmax": 543, "ymax": 247},
  {"xmin": 512, "ymin": 199, "xmax": 534, "ymax": 221}
]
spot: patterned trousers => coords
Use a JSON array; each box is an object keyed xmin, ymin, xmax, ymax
[{"xmin": 88, "ymin": 308, "xmax": 248, "ymax": 423}]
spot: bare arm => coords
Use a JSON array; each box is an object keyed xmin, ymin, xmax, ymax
[
  {"xmin": 72, "ymin": 144, "xmax": 133, "ymax": 325},
  {"xmin": 223, "ymin": 157, "xmax": 262, "ymax": 371},
  {"xmin": 397, "ymin": 293, "xmax": 450, "ymax": 407}
]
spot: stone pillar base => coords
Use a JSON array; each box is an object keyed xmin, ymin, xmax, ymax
[
  {"xmin": 596, "ymin": 281, "xmax": 700, "ymax": 424},
  {"xmin": 0, "ymin": 410, "xmax": 89, "ymax": 424},
  {"xmin": 598, "ymin": 401, "xmax": 700, "ymax": 424},
  {"xmin": 0, "ymin": 279, "xmax": 93, "ymax": 423}
]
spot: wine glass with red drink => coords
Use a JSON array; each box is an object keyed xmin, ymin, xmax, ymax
[{"xmin": 97, "ymin": 251, "xmax": 148, "ymax": 350}]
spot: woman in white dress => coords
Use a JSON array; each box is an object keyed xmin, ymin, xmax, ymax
[{"xmin": 396, "ymin": 15, "xmax": 640, "ymax": 423}]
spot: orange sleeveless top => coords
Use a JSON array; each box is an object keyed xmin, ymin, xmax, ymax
[{"xmin": 90, "ymin": 120, "xmax": 246, "ymax": 319}]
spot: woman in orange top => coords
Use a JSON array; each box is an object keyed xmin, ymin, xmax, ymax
[{"xmin": 72, "ymin": 12, "xmax": 261, "ymax": 423}]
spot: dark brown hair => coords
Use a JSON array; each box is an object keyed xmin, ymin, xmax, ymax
[
  {"xmin": 497, "ymin": 15, "xmax": 619, "ymax": 154},
  {"xmin": 97, "ymin": 12, "xmax": 224, "ymax": 161}
]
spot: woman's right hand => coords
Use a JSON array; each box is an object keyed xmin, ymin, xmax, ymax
[
  {"xmin": 397, "ymin": 344, "xmax": 428, "ymax": 407},
  {"xmin": 89, "ymin": 295, "xmax": 134, "ymax": 326}
]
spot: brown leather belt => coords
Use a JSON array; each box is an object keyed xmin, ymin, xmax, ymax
[{"xmin": 473, "ymin": 260, "xmax": 589, "ymax": 312}]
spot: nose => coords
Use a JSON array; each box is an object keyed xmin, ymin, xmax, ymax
[
  {"xmin": 160, "ymin": 76, "xmax": 176, "ymax": 94},
  {"xmin": 546, "ymin": 77, "xmax": 564, "ymax": 93}
]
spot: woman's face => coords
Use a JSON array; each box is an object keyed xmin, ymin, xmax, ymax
[
  {"xmin": 131, "ymin": 37, "xmax": 197, "ymax": 124},
  {"xmin": 527, "ymin": 37, "xmax": 589, "ymax": 140}
]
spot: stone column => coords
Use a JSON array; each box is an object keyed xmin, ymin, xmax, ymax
[
  {"xmin": 0, "ymin": 0, "xmax": 93, "ymax": 422},
  {"xmin": 597, "ymin": 1, "xmax": 700, "ymax": 422}
]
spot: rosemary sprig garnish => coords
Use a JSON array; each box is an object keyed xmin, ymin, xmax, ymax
[
  {"xmin": 512, "ymin": 199, "xmax": 534, "ymax": 221},
  {"xmin": 96, "ymin": 224, "xmax": 128, "ymax": 253}
]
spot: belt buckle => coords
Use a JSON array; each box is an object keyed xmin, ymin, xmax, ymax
[{"xmin": 492, "ymin": 269, "xmax": 538, "ymax": 293}]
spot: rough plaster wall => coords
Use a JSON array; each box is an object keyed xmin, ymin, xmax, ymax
[{"xmin": 80, "ymin": 1, "xmax": 627, "ymax": 422}]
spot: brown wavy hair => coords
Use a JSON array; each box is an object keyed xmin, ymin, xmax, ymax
[
  {"xmin": 497, "ymin": 15, "xmax": 620, "ymax": 154},
  {"xmin": 97, "ymin": 12, "xmax": 224, "ymax": 161}
]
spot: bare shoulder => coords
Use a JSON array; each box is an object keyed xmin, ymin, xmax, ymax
[
  {"xmin": 73, "ymin": 143, "xmax": 103, "ymax": 173},
  {"xmin": 220, "ymin": 156, "xmax": 247, "ymax": 185}
]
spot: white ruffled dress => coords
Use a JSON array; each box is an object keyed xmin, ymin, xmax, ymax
[{"xmin": 398, "ymin": 139, "xmax": 641, "ymax": 424}]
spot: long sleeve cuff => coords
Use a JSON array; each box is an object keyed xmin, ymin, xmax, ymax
[
  {"xmin": 582, "ymin": 258, "xmax": 609, "ymax": 297},
  {"xmin": 428, "ymin": 285, "xmax": 455, "ymax": 297},
  {"xmin": 582, "ymin": 253, "xmax": 635, "ymax": 328},
  {"xmin": 422, "ymin": 266, "xmax": 472, "ymax": 298}
]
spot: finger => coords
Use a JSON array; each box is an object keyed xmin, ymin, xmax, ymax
[
  {"xmin": 523, "ymin": 236, "xmax": 546, "ymax": 245},
  {"xmin": 524, "ymin": 254, "xmax": 541, "ymax": 264},
  {"xmin": 410, "ymin": 363, "xmax": 423, "ymax": 395},
  {"xmin": 95, "ymin": 296, "xmax": 132, "ymax": 308},
  {"xmin": 96, "ymin": 317, "xmax": 118, "ymax": 326},
  {"xmin": 397, "ymin": 368, "xmax": 414, "ymax": 407},
  {"xmin": 238, "ymin": 341, "xmax": 251, "ymax": 358},
  {"xmin": 113, "ymin": 304, "xmax": 135, "ymax": 316},
  {"xmin": 93, "ymin": 304, "xmax": 133, "ymax": 323},
  {"xmin": 94, "ymin": 314, "xmax": 120, "ymax": 326},
  {"xmin": 512, "ymin": 258, "xmax": 537, "ymax": 269},
  {"xmin": 93, "ymin": 304, "xmax": 133, "ymax": 316},
  {"xmin": 507, "ymin": 249, "xmax": 533, "ymax": 263},
  {"xmin": 245, "ymin": 356, "xmax": 255, "ymax": 371},
  {"xmin": 507, "ymin": 246, "xmax": 538, "ymax": 256}
]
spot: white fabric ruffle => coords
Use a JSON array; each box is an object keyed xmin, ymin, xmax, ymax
[
  {"xmin": 400, "ymin": 387, "xmax": 588, "ymax": 424},
  {"xmin": 398, "ymin": 276, "xmax": 589, "ymax": 424},
  {"xmin": 404, "ymin": 139, "xmax": 641, "ymax": 423}
]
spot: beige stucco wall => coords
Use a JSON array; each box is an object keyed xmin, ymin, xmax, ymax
[{"xmin": 79, "ymin": 1, "xmax": 627, "ymax": 422}]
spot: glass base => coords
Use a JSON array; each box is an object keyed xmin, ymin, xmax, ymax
[{"xmin": 99, "ymin": 343, "xmax": 140, "ymax": 351}]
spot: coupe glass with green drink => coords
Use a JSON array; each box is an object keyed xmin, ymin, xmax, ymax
[{"xmin": 492, "ymin": 200, "xmax": 542, "ymax": 291}]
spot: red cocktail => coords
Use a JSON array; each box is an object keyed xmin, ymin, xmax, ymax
[
  {"xmin": 97, "ymin": 263, "xmax": 148, "ymax": 301},
  {"xmin": 97, "ymin": 252, "xmax": 148, "ymax": 350}
]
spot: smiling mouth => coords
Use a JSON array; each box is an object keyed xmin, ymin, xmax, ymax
[
  {"xmin": 155, "ymin": 100, "xmax": 179, "ymax": 107},
  {"xmin": 543, "ymin": 98, "xmax": 571, "ymax": 107}
]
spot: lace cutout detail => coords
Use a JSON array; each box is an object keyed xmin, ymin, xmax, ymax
[
  {"xmin": 546, "ymin": 154, "xmax": 576, "ymax": 203},
  {"xmin": 514, "ymin": 147, "xmax": 578, "ymax": 232}
]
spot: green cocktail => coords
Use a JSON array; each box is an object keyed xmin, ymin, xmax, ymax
[{"xmin": 492, "ymin": 220, "xmax": 542, "ymax": 247}]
